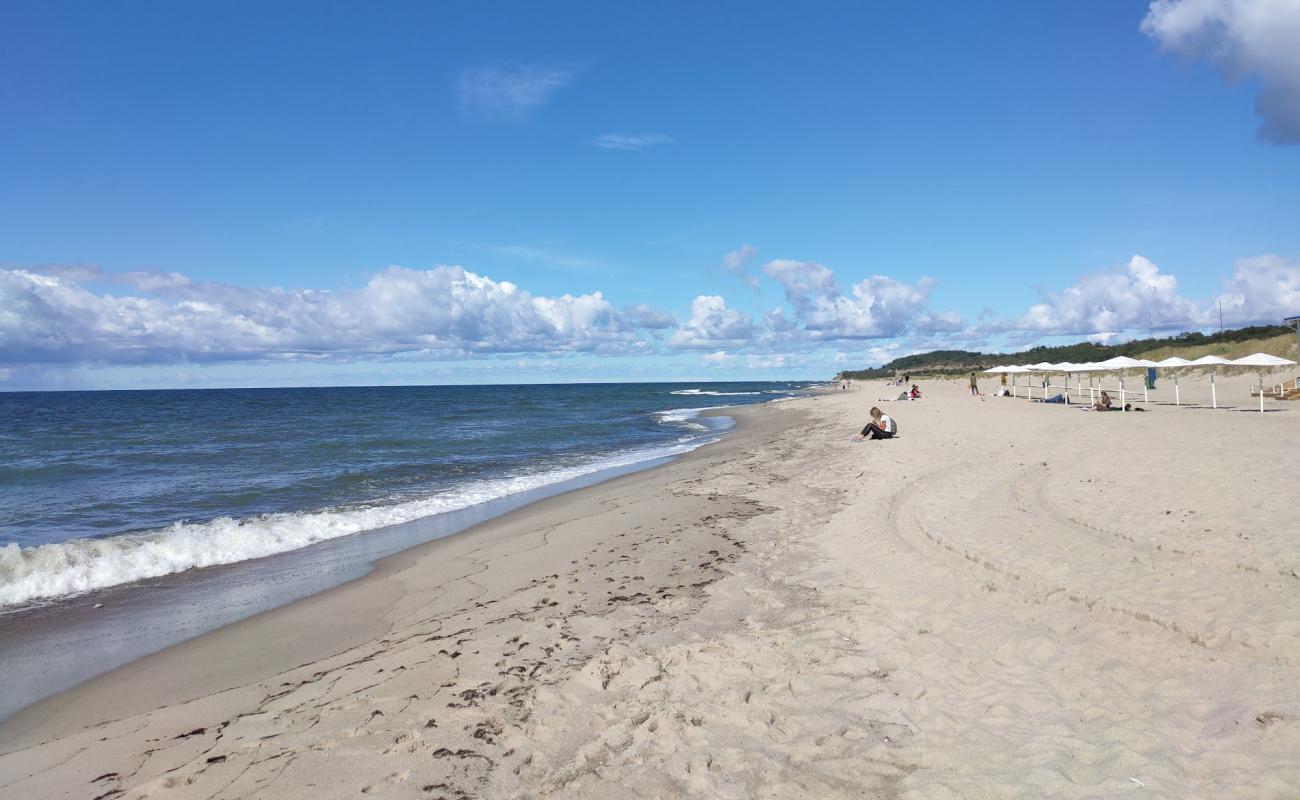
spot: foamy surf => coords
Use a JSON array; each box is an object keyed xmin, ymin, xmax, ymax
[
  {"xmin": 670, "ymin": 388, "xmax": 763, "ymax": 396},
  {"xmin": 0, "ymin": 432, "xmax": 728, "ymax": 609}
]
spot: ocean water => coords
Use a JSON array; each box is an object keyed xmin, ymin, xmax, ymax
[{"xmin": 0, "ymin": 382, "xmax": 807, "ymax": 610}]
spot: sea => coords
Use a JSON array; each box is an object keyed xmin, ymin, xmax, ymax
[{"xmin": 0, "ymin": 382, "xmax": 810, "ymax": 718}]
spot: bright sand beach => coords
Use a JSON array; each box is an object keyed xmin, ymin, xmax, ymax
[{"xmin": 2, "ymin": 377, "xmax": 1298, "ymax": 799}]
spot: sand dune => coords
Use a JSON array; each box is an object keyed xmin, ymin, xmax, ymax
[{"xmin": 2, "ymin": 375, "xmax": 1297, "ymax": 798}]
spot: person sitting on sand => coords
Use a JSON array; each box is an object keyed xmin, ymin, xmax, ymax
[
  {"xmin": 909, "ymin": 384, "xmax": 922, "ymax": 400},
  {"xmin": 855, "ymin": 407, "xmax": 897, "ymax": 440},
  {"xmin": 1093, "ymin": 391, "xmax": 1111, "ymax": 411}
]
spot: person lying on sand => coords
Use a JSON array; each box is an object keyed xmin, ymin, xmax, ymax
[{"xmin": 855, "ymin": 406, "xmax": 897, "ymax": 440}]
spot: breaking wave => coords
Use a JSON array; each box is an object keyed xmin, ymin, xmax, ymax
[{"xmin": 0, "ymin": 430, "xmax": 726, "ymax": 608}]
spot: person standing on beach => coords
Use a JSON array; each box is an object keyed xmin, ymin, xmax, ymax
[{"xmin": 969, "ymin": 372, "xmax": 979, "ymax": 396}]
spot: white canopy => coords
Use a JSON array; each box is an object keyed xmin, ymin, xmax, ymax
[
  {"xmin": 1094, "ymin": 356, "xmax": 1158, "ymax": 369},
  {"xmin": 1154, "ymin": 356, "xmax": 1194, "ymax": 405},
  {"xmin": 1230, "ymin": 352, "xmax": 1297, "ymax": 367},
  {"xmin": 982, "ymin": 365, "xmax": 1011, "ymax": 373},
  {"xmin": 1230, "ymin": 353, "xmax": 1297, "ymax": 413},
  {"xmin": 1183, "ymin": 355, "xmax": 1232, "ymax": 409}
]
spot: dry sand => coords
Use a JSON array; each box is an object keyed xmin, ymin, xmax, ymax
[{"xmin": 2, "ymin": 374, "xmax": 1298, "ymax": 799}]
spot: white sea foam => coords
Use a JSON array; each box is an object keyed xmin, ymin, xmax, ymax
[
  {"xmin": 653, "ymin": 405, "xmax": 729, "ymax": 431},
  {"xmin": 669, "ymin": 388, "xmax": 763, "ymax": 396},
  {"xmin": 0, "ymin": 428, "xmax": 727, "ymax": 608}
]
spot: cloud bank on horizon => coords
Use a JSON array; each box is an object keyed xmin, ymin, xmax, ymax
[{"xmin": 2, "ymin": 253, "xmax": 1295, "ymax": 380}]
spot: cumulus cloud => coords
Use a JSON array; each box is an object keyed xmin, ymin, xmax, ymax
[
  {"xmin": 761, "ymin": 259, "xmax": 946, "ymax": 339},
  {"xmin": 1009, "ymin": 255, "xmax": 1204, "ymax": 336},
  {"xmin": 667, "ymin": 295, "xmax": 758, "ymax": 349},
  {"xmin": 915, "ymin": 309, "xmax": 966, "ymax": 333},
  {"xmin": 622, "ymin": 303, "xmax": 676, "ymax": 329},
  {"xmin": 0, "ymin": 265, "xmax": 658, "ymax": 365},
  {"xmin": 991, "ymin": 253, "xmax": 1300, "ymax": 337},
  {"xmin": 1142, "ymin": 0, "xmax": 1300, "ymax": 144},
  {"xmin": 721, "ymin": 244, "xmax": 760, "ymax": 289},
  {"xmin": 458, "ymin": 64, "xmax": 575, "ymax": 122},
  {"xmin": 591, "ymin": 133, "xmax": 675, "ymax": 150},
  {"xmin": 700, "ymin": 350, "xmax": 736, "ymax": 367},
  {"xmin": 1213, "ymin": 253, "xmax": 1300, "ymax": 323}
]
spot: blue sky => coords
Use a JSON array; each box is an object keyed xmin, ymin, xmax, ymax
[{"xmin": 2, "ymin": 1, "xmax": 1299, "ymax": 389}]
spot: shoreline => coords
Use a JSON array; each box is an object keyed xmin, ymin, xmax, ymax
[
  {"xmin": 0, "ymin": 399, "xmax": 792, "ymax": 751},
  {"xmin": 0, "ymin": 400, "xmax": 759, "ymax": 723},
  {"xmin": 4, "ymin": 378, "xmax": 1298, "ymax": 798}
]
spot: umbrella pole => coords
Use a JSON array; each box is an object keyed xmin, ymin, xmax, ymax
[
  {"xmin": 1260, "ymin": 371, "xmax": 1265, "ymax": 413},
  {"xmin": 1120, "ymin": 373, "xmax": 1126, "ymax": 411},
  {"xmin": 1211, "ymin": 372, "xmax": 1217, "ymax": 409},
  {"xmin": 1174, "ymin": 371, "xmax": 1180, "ymax": 406}
]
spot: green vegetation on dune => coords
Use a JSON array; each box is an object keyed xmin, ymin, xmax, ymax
[{"xmin": 837, "ymin": 325, "xmax": 1297, "ymax": 380}]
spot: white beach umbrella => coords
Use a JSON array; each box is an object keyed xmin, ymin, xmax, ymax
[
  {"xmin": 1067, "ymin": 362, "xmax": 1102, "ymax": 402},
  {"xmin": 1155, "ymin": 356, "xmax": 1194, "ymax": 406},
  {"xmin": 1229, "ymin": 353, "xmax": 1298, "ymax": 413},
  {"xmin": 1051, "ymin": 363, "xmax": 1088, "ymax": 400},
  {"xmin": 1093, "ymin": 356, "xmax": 1159, "ymax": 407},
  {"xmin": 1001, "ymin": 365, "xmax": 1032, "ymax": 397},
  {"xmin": 1187, "ymin": 355, "xmax": 1233, "ymax": 409},
  {"xmin": 1094, "ymin": 355, "xmax": 1158, "ymax": 369}
]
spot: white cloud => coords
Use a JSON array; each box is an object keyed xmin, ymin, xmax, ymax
[
  {"xmin": 761, "ymin": 259, "xmax": 945, "ymax": 339},
  {"xmin": 1214, "ymin": 253, "xmax": 1300, "ymax": 323},
  {"xmin": 721, "ymin": 244, "xmax": 760, "ymax": 289},
  {"xmin": 1142, "ymin": 0, "xmax": 1300, "ymax": 144},
  {"xmin": 667, "ymin": 295, "xmax": 758, "ymax": 349},
  {"xmin": 622, "ymin": 303, "xmax": 676, "ymax": 329},
  {"xmin": 915, "ymin": 309, "xmax": 966, "ymax": 334},
  {"xmin": 992, "ymin": 253, "xmax": 1299, "ymax": 337},
  {"xmin": 700, "ymin": 350, "xmax": 736, "ymax": 367},
  {"xmin": 0, "ymin": 265, "xmax": 659, "ymax": 365},
  {"xmin": 745, "ymin": 354, "xmax": 790, "ymax": 369},
  {"xmin": 458, "ymin": 64, "xmax": 575, "ymax": 122},
  {"xmin": 1006, "ymin": 255, "xmax": 1203, "ymax": 335},
  {"xmin": 591, "ymin": 133, "xmax": 675, "ymax": 150}
]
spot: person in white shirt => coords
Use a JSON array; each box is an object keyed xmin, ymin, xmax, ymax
[{"xmin": 855, "ymin": 406, "xmax": 896, "ymax": 440}]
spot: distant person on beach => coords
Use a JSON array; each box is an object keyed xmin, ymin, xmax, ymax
[
  {"xmin": 855, "ymin": 407, "xmax": 896, "ymax": 440},
  {"xmin": 1093, "ymin": 391, "xmax": 1111, "ymax": 411},
  {"xmin": 1000, "ymin": 372, "xmax": 1007, "ymax": 388},
  {"xmin": 909, "ymin": 384, "xmax": 922, "ymax": 399},
  {"xmin": 969, "ymin": 372, "xmax": 979, "ymax": 396}
]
